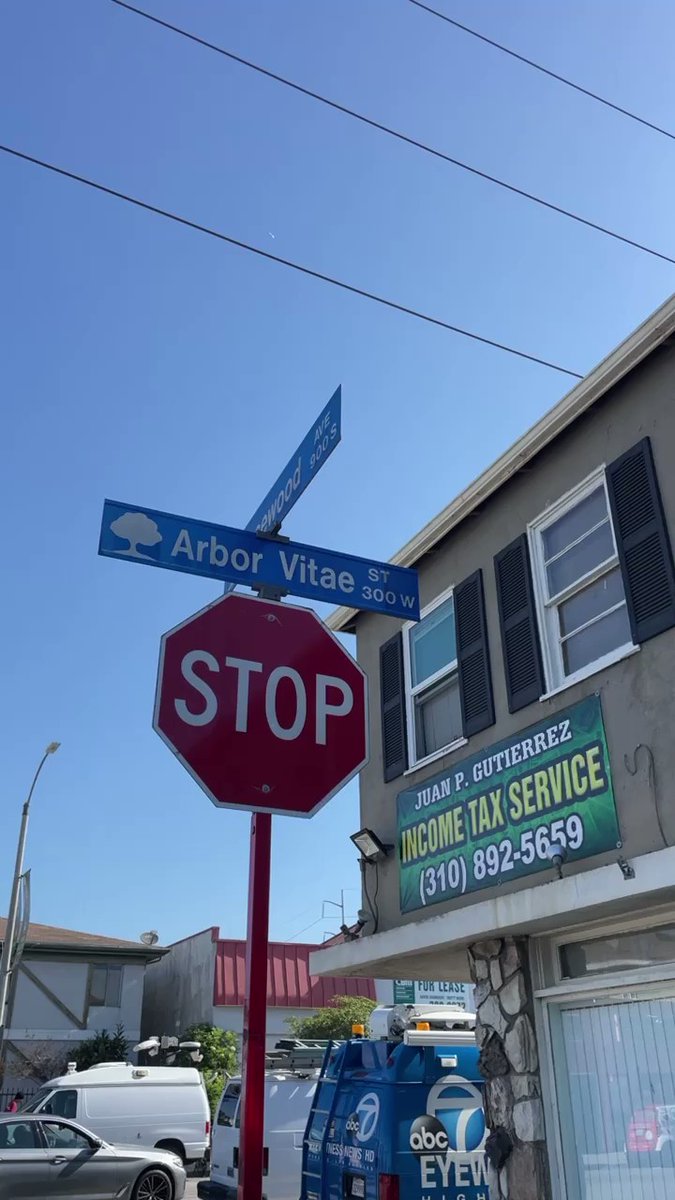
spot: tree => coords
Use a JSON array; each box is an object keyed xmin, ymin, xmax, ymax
[
  {"xmin": 71, "ymin": 1025, "xmax": 129, "ymax": 1072},
  {"xmin": 286, "ymin": 996, "xmax": 377, "ymax": 1041},
  {"xmin": 177, "ymin": 1024, "xmax": 238, "ymax": 1119},
  {"xmin": 177, "ymin": 1024, "xmax": 238, "ymax": 1074},
  {"xmin": 1, "ymin": 1038, "xmax": 69, "ymax": 1086}
]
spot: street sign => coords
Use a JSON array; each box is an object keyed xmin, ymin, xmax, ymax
[
  {"xmin": 224, "ymin": 387, "xmax": 341, "ymax": 595},
  {"xmin": 248, "ymin": 387, "xmax": 341, "ymax": 534},
  {"xmin": 153, "ymin": 592, "xmax": 369, "ymax": 817},
  {"xmin": 99, "ymin": 499, "xmax": 420, "ymax": 620}
]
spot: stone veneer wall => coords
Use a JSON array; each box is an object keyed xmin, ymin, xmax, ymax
[{"xmin": 469, "ymin": 937, "xmax": 551, "ymax": 1200}]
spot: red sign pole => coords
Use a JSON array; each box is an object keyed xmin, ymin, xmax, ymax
[{"xmin": 237, "ymin": 810, "xmax": 272, "ymax": 1200}]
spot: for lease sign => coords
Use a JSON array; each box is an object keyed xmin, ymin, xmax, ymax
[
  {"xmin": 393, "ymin": 980, "xmax": 472, "ymax": 1007},
  {"xmin": 397, "ymin": 695, "xmax": 620, "ymax": 915}
]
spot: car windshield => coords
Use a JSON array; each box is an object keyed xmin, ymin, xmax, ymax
[{"xmin": 21, "ymin": 1088, "xmax": 53, "ymax": 1113}]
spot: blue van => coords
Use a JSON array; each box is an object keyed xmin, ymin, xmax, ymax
[{"xmin": 300, "ymin": 1020, "xmax": 490, "ymax": 1200}]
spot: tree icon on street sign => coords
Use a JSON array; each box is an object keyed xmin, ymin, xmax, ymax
[{"xmin": 110, "ymin": 511, "xmax": 162, "ymax": 559}]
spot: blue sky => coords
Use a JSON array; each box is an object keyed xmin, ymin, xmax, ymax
[{"xmin": 2, "ymin": 0, "xmax": 674, "ymax": 947}]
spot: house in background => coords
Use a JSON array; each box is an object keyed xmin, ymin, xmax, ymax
[
  {"xmin": 0, "ymin": 919, "xmax": 166, "ymax": 1092},
  {"xmin": 142, "ymin": 926, "xmax": 375, "ymax": 1049}
]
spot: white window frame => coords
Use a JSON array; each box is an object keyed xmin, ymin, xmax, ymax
[
  {"xmin": 402, "ymin": 585, "xmax": 466, "ymax": 773},
  {"xmin": 528, "ymin": 466, "xmax": 635, "ymax": 696}
]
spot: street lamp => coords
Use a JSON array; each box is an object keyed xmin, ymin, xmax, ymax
[{"xmin": 0, "ymin": 742, "xmax": 60, "ymax": 1062}]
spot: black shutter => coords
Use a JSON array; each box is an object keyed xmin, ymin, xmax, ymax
[
  {"xmin": 607, "ymin": 436, "xmax": 675, "ymax": 643},
  {"xmin": 455, "ymin": 570, "xmax": 495, "ymax": 737},
  {"xmin": 380, "ymin": 632, "xmax": 407, "ymax": 782},
  {"xmin": 494, "ymin": 534, "xmax": 544, "ymax": 713}
]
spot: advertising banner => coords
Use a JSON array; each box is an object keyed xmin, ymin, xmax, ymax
[{"xmin": 398, "ymin": 695, "xmax": 620, "ymax": 915}]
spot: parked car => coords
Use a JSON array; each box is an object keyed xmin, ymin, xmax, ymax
[
  {"xmin": 22, "ymin": 1062, "xmax": 210, "ymax": 1165},
  {"xmin": 0, "ymin": 1112, "xmax": 186, "ymax": 1199},
  {"xmin": 626, "ymin": 1104, "xmax": 675, "ymax": 1166}
]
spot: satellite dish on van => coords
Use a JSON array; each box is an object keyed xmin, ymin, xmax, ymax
[
  {"xmin": 133, "ymin": 1038, "xmax": 160, "ymax": 1053},
  {"xmin": 140, "ymin": 931, "xmax": 159, "ymax": 946}
]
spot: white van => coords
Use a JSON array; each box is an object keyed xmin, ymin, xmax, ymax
[
  {"xmin": 200, "ymin": 1070, "xmax": 318, "ymax": 1200},
  {"xmin": 22, "ymin": 1062, "xmax": 211, "ymax": 1164}
]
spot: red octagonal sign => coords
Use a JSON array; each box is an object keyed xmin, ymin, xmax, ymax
[{"xmin": 154, "ymin": 593, "xmax": 368, "ymax": 817}]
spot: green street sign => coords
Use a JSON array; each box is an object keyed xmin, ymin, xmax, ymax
[{"xmin": 397, "ymin": 695, "xmax": 620, "ymax": 915}]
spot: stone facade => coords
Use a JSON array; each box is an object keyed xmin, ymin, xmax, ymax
[{"xmin": 469, "ymin": 936, "xmax": 551, "ymax": 1200}]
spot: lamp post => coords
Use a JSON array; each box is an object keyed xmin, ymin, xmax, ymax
[{"xmin": 0, "ymin": 743, "xmax": 60, "ymax": 1062}]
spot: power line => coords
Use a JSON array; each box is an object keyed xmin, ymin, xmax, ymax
[
  {"xmin": 408, "ymin": 0, "xmax": 675, "ymax": 144},
  {"xmin": 110, "ymin": 0, "xmax": 675, "ymax": 271},
  {"xmin": 0, "ymin": 144, "xmax": 583, "ymax": 378}
]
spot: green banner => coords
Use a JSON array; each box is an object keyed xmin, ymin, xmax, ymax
[
  {"xmin": 393, "ymin": 981, "xmax": 416, "ymax": 1004},
  {"xmin": 398, "ymin": 695, "xmax": 621, "ymax": 915}
]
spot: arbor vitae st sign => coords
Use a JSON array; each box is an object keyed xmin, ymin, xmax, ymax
[
  {"xmin": 154, "ymin": 592, "xmax": 368, "ymax": 817},
  {"xmin": 99, "ymin": 499, "xmax": 419, "ymax": 620}
]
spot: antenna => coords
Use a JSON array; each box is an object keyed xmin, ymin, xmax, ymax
[
  {"xmin": 322, "ymin": 891, "xmax": 345, "ymax": 925},
  {"xmin": 140, "ymin": 931, "xmax": 159, "ymax": 946}
]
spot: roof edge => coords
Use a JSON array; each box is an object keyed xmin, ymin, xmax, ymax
[
  {"xmin": 329, "ymin": 292, "xmax": 675, "ymax": 633},
  {"xmin": 21, "ymin": 943, "xmax": 168, "ymax": 960}
]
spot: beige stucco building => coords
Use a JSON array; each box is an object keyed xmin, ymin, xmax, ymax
[{"xmin": 314, "ymin": 294, "xmax": 675, "ymax": 1200}]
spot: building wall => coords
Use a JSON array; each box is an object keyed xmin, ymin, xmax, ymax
[
  {"xmin": 9, "ymin": 958, "xmax": 145, "ymax": 1040},
  {"xmin": 141, "ymin": 928, "xmax": 216, "ymax": 1037},
  {"xmin": 5, "ymin": 956, "xmax": 146, "ymax": 1092},
  {"xmin": 355, "ymin": 341, "xmax": 675, "ymax": 938},
  {"xmin": 212, "ymin": 1005, "xmax": 329, "ymax": 1049}
]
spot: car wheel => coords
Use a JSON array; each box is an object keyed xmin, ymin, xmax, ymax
[
  {"xmin": 155, "ymin": 1139, "xmax": 186, "ymax": 1164},
  {"xmin": 133, "ymin": 1167, "xmax": 174, "ymax": 1200}
]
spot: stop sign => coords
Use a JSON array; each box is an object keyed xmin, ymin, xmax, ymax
[{"xmin": 153, "ymin": 593, "xmax": 368, "ymax": 817}]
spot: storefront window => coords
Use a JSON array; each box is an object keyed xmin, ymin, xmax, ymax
[
  {"xmin": 553, "ymin": 995, "xmax": 675, "ymax": 1199},
  {"xmin": 560, "ymin": 925, "xmax": 675, "ymax": 978}
]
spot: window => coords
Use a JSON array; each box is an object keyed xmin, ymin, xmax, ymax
[
  {"xmin": 34, "ymin": 1089, "xmax": 77, "ymax": 1119},
  {"xmin": 88, "ymin": 965, "xmax": 122, "ymax": 1007},
  {"xmin": 529, "ymin": 470, "xmax": 633, "ymax": 690},
  {"xmin": 217, "ymin": 1086, "xmax": 240, "ymax": 1127},
  {"xmin": 41, "ymin": 1120, "xmax": 94, "ymax": 1151},
  {"xmin": 0, "ymin": 1121, "xmax": 40, "ymax": 1150},
  {"xmin": 560, "ymin": 924, "xmax": 675, "ymax": 979},
  {"xmin": 403, "ymin": 591, "xmax": 463, "ymax": 766},
  {"xmin": 22, "ymin": 1088, "xmax": 52, "ymax": 1113}
]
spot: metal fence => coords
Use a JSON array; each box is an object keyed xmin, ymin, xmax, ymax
[{"xmin": 0, "ymin": 1090, "xmax": 37, "ymax": 1112}]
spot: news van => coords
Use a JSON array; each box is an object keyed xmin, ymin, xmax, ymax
[
  {"xmin": 22, "ymin": 1062, "xmax": 210, "ymax": 1164},
  {"xmin": 200, "ymin": 1009, "xmax": 490, "ymax": 1200},
  {"xmin": 301, "ymin": 1006, "xmax": 490, "ymax": 1200},
  {"xmin": 199, "ymin": 1041, "xmax": 326, "ymax": 1200}
]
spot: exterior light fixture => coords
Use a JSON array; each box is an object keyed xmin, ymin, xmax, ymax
[
  {"xmin": 618, "ymin": 856, "xmax": 635, "ymax": 880},
  {"xmin": 546, "ymin": 841, "xmax": 568, "ymax": 879},
  {"xmin": 350, "ymin": 828, "xmax": 393, "ymax": 863}
]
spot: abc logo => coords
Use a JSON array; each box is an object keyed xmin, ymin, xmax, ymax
[
  {"xmin": 345, "ymin": 1115, "xmax": 360, "ymax": 1135},
  {"xmin": 409, "ymin": 1116, "xmax": 448, "ymax": 1154}
]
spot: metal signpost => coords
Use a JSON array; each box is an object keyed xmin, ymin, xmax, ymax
[{"xmin": 98, "ymin": 390, "xmax": 419, "ymax": 1200}]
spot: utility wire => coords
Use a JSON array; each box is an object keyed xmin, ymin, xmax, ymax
[
  {"xmin": 110, "ymin": 0, "xmax": 675, "ymax": 271},
  {"xmin": 408, "ymin": 0, "xmax": 675, "ymax": 144},
  {"xmin": 0, "ymin": 144, "xmax": 583, "ymax": 378}
]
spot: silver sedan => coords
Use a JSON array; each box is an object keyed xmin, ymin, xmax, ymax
[{"xmin": 0, "ymin": 1112, "xmax": 186, "ymax": 1198}]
